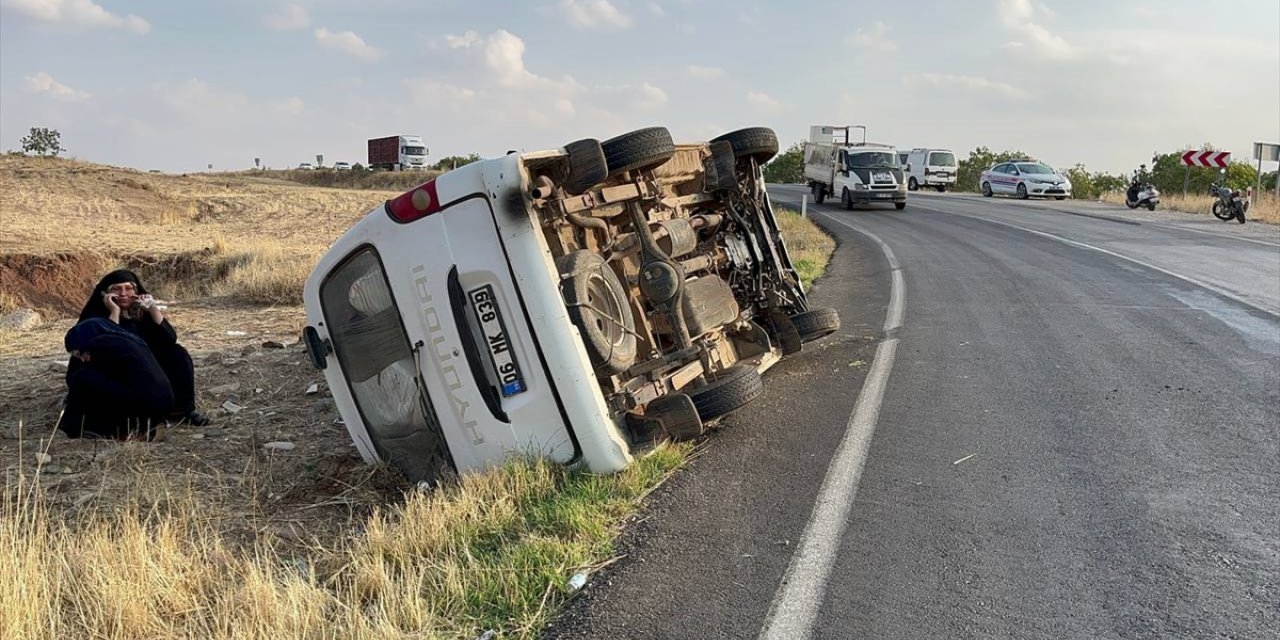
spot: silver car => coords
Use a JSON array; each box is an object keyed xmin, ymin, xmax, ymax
[{"xmin": 980, "ymin": 161, "xmax": 1072, "ymax": 200}]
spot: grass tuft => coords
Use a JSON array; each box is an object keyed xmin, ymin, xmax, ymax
[
  {"xmin": 2, "ymin": 444, "xmax": 688, "ymax": 639},
  {"xmin": 776, "ymin": 207, "xmax": 837, "ymax": 289}
]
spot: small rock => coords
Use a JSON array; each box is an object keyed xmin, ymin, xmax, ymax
[
  {"xmin": 47, "ymin": 360, "xmax": 69, "ymax": 373},
  {"xmin": 305, "ymin": 383, "xmax": 319, "ymax": 395},
  {"xmin": 226, "ymin": 330, "xmax": 248, "ymax": 336},
  {"xmin": 240, "ymin": 345, "xmax": 259, "ymax": 356},
  {"xmin": 203, "ymin": 429, "xmax": 224, "ymax": 438},
  {"xmin": 313, "ymin": 398, "xmax": 335, "ymax": 413},
  {"xmin": 61, "ymin": 466, "xmax": 74, "ymax": 474},
  {"xmin": 190, "ymin": 433, "xmax": 205, "ymax": 440},
  {"xmin": 475, "ymin": 631, "xmax": 498, "ymax": 640},
  {"xmin": 42, "ymin": 465, "xmax": 63, "ymax": 474},
  {"xmin": 262, "ymin": 441, "xmax": 296, "ymax": 452},
  {"xmin": 221, "ymin": 400, "xmax": 243, "ymax": 414},
  {"xmin": 0, "ymin": 308, "xmax": 42, "ymax": 331},
  {"xmin": 208, "ymin": 382, "xmax": 241, "ymax": 395},
  {"xmin": 262, "ymin": 340, "xmax": 287, "ymax": 349},
  {"xmin": 35, "ymin": 452, "xmax": 52, "ymax": 465}
]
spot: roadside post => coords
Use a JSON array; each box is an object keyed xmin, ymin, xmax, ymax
[
  {"xmin": 316, "ymin": 154, "xmax": 324, "ymax": 169},
  {"xmin": 801, "ymin": 194, "xmax": 808, "ymax": 218},
  {"xmin": 1253, "ymin": 142, "xmax": 1280, "ymax": 204},
  {"xmin": 1180, "ymin": 150, "xmax": 1231, "ymax": 196}
]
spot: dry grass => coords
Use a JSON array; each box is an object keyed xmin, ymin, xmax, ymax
[
  {"xmin": 226, "ymin": 169, "xmax": 443, "ymax": 192},
  {"xmin": 0, "ymin": 155, "xmax": 388, "ymax": 314},
  {"xmin": 777, "ymin": 207, "xmax": 837, "ymax": 289},
  {"xmin": 3, "ymin": 445, "xmax": 687, "ymax": 640},
  {"xmin": 207, "ymin": 236, "xmax": 324, "ymax": 305},
  {"xmin": 1100, "ymin": 190, "xmax": 1280, "ymax": 224},
  {"xmin": 0, "ymin": 291, "xmax": 19, "ymax": 314},
  {"xmin": 0, "ymin": 155, "xmax": 393, "ymax": 259}
]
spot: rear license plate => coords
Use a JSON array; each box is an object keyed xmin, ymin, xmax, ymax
[{"xmin": 468, "ymin": 285, "xmax": 526, "ymax": 397}]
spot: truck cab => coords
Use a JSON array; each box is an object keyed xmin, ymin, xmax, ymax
[
  {"xmin": 804, "ymin": 128, "xmax": 907, "ymax": 210},
  {"xmin": 399, "ymin": 136, "xmax": 428, "ymax": 170}
]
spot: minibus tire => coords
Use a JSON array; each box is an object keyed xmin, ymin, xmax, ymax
[
  {"xmin": 709, "ymin": 141, "xmax": 738, "ymax": 191},
  {"xmin": 711, "ymin": 127, "xmax": 779, "ymax": 165},
  {"xmin": 790, "ymin": 307, "xmax": 840, "ymax": 343},
  {"xmin": 563, "ymin": 138, "xmax": 608, "ymax": 195},
  {"xmin": 602, "ymin": 127, "xmax": 676, "ymax": 178},
  {"xmin": 557, "ymin": 251, "xmax": 638, "ymax": 374},
  {"xmin": 686, "ymin": 364, "xmax": 764, "ymax": 420}
]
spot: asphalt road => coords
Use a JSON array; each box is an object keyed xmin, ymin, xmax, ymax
[{"xmin": 546, "ymin": 188, "xmax": 1280, "ymax": 640}]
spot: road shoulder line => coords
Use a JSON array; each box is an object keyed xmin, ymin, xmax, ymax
[
  {"xmin": 757, "ymin": 211, "xmax": 903, "ymax": 640},
  {"xmin": 911, "ymin": 203, "xmax": 1280, "ymax": 319}
]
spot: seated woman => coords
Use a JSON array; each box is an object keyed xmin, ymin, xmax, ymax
[
  {"xmin": 72, "ymin": 269, "xmax": 209, "ymax": 425},
  {"xmin": 59, "ymin": 318, "xmax": 175, "ymax": 440}
]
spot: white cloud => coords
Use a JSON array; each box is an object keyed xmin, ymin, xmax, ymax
[
  {"xmin": 444, "ymin": 30, "xmax": 481, "ymax": 48},
  {"xmin": 847, "ymin": 21, "xmax": 897, "ymax": 51},
  {"xmin": 746, "ymin": 91, "xmax": 782, "ymax": 112},
  {"xmin": 314, "ymin": 27, "xmax": 382, "ymax": 62},
  {"xmin": 998, "ymin": 0, "xmax": 1074, "ymax": 60},
  {"xmin": 558, "ymin": 0, "xmax": 632, "ymax": 30},
  {"xmin": 647, "ymin": 2, "xmax": 665, "ymax": 17},
  {"xmin": 901, "ymin": 73, "xmax": 1032, "ymax": 101},
  {"xmin": 263, "ymin": 3, "xmax": 308, "ymax": 31},
  {"xmin": 23, "ymin": 71, "xmax": 90, "ymax": 101},
  {"xmin": 687, "ymin": 65, "xmax": 725, "ymax": 80},
  {"xmin": 1, "ymin": 0, "xmax": 149, "ymax": 33}
]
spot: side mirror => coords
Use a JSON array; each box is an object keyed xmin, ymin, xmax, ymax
[{"xmin": 905, "ymin": 163, "xmax": 912, "ymax": 172}]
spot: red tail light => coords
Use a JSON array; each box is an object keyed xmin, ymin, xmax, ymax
[{"xmin": 386, "ymin": 180, "xmax": 441, "ymax": 223}]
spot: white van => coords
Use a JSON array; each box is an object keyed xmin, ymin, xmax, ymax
[
  {"xmin": 301, "ymin": 127, "xmax": 839, "ymax": 483},
  {"xmin": 904, "ymin": 148, "xmax": 958, "ymax": 192}
]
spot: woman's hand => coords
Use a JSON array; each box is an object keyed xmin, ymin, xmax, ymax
[
  {"xmin": 101, "ymin": 291, "xmax": 121, "ymax": 323},
  {"xmin": 139, "ymin": 294, "xmax": 164, "ymax": 323}
]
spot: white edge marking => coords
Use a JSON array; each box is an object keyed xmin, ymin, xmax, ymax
[
  {"xmin": 920, "ymin": 206, "xmax": 1280, "ymax": 320},
  {"xmin": 757, "ymin": 209, "xmax": 902, "ymax": 640}
]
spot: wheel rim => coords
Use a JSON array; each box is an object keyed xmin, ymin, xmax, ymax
[
  {"xmin": 585, "ymin": 272, "xmax": 628, "ymax": 350},
  {"xmin": 982, "ymin": 183, "xmax": 991, "ymax": 196},
  {"xmin": 1018, "ymin": 184, "xmax": 1027, "ymax": 198}
]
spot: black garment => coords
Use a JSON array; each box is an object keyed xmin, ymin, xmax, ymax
[
  {"xmin": 59, "ymin": 332, "xmax": 175, "ymax": 439},
  {"xmin": 71, "ymin": 269, "xmax": 197, "ymax": 414}
]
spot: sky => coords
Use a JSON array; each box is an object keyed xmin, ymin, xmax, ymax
[{"xmin": 1, "ymin": 0, "xmax": 1278, "ymax": 175}]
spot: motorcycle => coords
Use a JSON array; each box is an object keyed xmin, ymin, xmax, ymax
[
  {"xmin": 1209, "ymin": 169, "xmax": 1248, "ymax": 224},
  {"xmin": 1124, "ymin": 164, "xmax": 1159, "ymax": 211}
]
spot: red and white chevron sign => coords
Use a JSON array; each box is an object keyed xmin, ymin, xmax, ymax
[{"xmin": 1180, "ymin": 150, "xmax": 1231, "ymax": 168}]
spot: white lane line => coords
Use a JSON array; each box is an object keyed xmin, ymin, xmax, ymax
[
  {"xmin": 918, "ymin": 206, "xmax": 1280, "ymax": 320},
  {"xmin": 758, "ymin": 211, "xmax": 902, "ymax": 640},
  {"xmin": 910, "ymin": 192, "xmax": 1280, "ymax": 249}
]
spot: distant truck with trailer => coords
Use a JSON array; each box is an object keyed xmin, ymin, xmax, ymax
[
  {"xmin": 803, "ymin": 125, "xmax": 907, "ymax": 210},
  {"xmin": 367, "ymin": 135, "xmax": 429, "ymax": 171}
]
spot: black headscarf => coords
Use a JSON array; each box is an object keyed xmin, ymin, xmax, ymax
[{"xmin": 79, "ymin": 269, "xmax": 149, "ymax": 322}]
